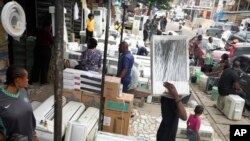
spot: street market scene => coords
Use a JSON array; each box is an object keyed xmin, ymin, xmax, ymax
[{"xmin": 0, "ymin": 0, "xmax": 250, "ymax": 141}]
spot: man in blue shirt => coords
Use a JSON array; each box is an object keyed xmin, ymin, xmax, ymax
[{"xmin": 117, "ymin": 41, "xmax": 134, "ymax": 92}]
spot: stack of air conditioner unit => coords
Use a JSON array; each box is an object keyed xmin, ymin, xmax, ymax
[
  {"xmin": 63, "ymin": 68, "xmax": 102, "ymax": 94},
  {"xmin": 223, "ymin": 95, "xmax": 245, "ymax": 120},
  {"xmin": 34, "ymin": 96, "xmax": 85, "ymax": 141},
  {"xmin": 176, "ymin": 119, "xmax": 214, "ymax": 141},
  {"xmin": 64, "ymin": 107, "xmax": 99, "ymax": 141},
  {"xmin": 94, "ymin": 131, "xmax": 137, "ymax": 141}
]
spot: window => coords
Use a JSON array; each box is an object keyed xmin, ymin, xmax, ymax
[{"xmin": 231, "ymin": 26, "xmax": 239, "ymax": 32}]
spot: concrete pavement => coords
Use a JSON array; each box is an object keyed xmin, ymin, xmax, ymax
[{"xmin": 165, "ymin": 21, "xmax": 196, "ymax": 37}]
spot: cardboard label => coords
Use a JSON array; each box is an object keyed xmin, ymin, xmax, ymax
[
  {"xmin": 103, "ymin": 116, "xmax": 111, "ymax": 126},
  {"xmin": 106, "ymin": 101, "xmax": 129, "ymax": 112}
]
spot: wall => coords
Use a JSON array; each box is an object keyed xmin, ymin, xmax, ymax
[
  {"xmin": 192, "ymin": 18, "xmax": 214, "ymax": 30},
  {"xmin": 223, "ymin": 13, "xmax": 245, "ymax": 25}
]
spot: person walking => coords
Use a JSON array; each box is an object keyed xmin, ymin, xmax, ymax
[
  {"xmin": 143, "ymin": 19, "xmax": 150, "ymax": 46},
  {"xmin": 160, "ymin": 16, "xmax": 167, "ymax": 32},
  {"xmin": 134, "ymin": 4, "xmax": 141, "ymax": 16},
  {"xmin": 30, "ymin": 19, "xmax": 54, "ymax": 85},
  {"xmin": 117, "ymin": 42, "xmax": 134, "ymax": 92},
  {"xmin": 157, "ymin": 82, "xmax": 187, "ymax": 141},
  {"xmin": 85, "ymin": 13, "xmax": 94, "ymax": 43},
  {"xmin": 0, "ymin": 66, "xmax": 38, "ymax": 141},
  {"xmin": 186, "ymin": 105, "xmax": 204, "ymax": 141},
  {"xmin": 193, "ymin": 35, "xmax": 204, "ymax": 66},
  {"xmin": 196, "ymin": 25, "xmax": 204, "ymax": 36}
]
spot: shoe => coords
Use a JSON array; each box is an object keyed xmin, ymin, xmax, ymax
[{"xmin": 242, "ymin": 112, "xmax": 249, "ymax": 117}]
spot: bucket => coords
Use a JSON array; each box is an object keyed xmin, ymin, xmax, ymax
[
  {"xmin": 191, "ymin": 76, "xmax": 197, "ymax": 83},
  {"xmin": 195, "ymin": 70, "xmax": 203, "ymax": 84},
  {"xmin": 211, "ymin": 86, "xmax": 219, "ymax": 101}
]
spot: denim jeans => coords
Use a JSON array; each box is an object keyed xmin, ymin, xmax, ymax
[{"xmin": 186, "ymin": 129, "xmax": 198, "ymax": 141}]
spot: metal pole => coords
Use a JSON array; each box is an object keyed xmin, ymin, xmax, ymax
[
  {"xmin": 99, "ymin": 0, "xmax": 111, "ymax": 130},
  {"xmin": 54, "ymin": 0, "xmax": 64, "ymax": 140},
  {"xmin": 120, "ymin": 1, "xmax": 126, "ymax": 43},
  {"xmin": 81, "ymin": 9, "xmax": 84, "ymax": 31}
]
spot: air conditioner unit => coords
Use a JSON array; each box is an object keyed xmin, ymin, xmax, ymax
[
  {"xmin": 223, "ymin": 95, "xmax": 245, "ymax": 120},
  {"xmin": 176, "ymin": 119, "xmax": 214, "ymax": 141},
  {"xmin": 94, "ymin": 131, "xmax": 137, "ymax": 141},
  {"xmin": 64, "ymin": 107, "xmax": 99, "ymax": 141},
  {"xmin": 33, "ymin": 95, "xmax": 67, "ymax": 125},
  {"xmin": 36, "ymin": 101, "xmax": 86, "ymax": 141}
]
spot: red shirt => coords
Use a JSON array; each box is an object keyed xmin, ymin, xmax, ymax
[
  {"xmin": 187, "ymin": 114, "xmax": 201, "ymax": 132},
  {"xmin": 229, "ymin": 44, "xmax": 236, "ymax": 58}
]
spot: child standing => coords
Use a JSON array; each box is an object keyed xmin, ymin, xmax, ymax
[{"xmin": 186, "ymin": 105, "xmax": 204, "ymax": 141}]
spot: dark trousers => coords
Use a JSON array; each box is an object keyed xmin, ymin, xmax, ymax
[
  {"xmin": 85, "ymin": 29, "xmax": 93, "ymax": 43},
  {"xmin": 143, "ymin": 30, "xmax": 148, "ymax": 42},
  {"xmin": 186, "ymin": 129, "xmax": 198, "ymax": 141},
  {"xmin": 30, "ymin": 46, "xmax": 51, "ymax": 84},
  {"xmin": 157, "ymin": 96, "xmax": 178, "ymax": 141},
  {"xmin": 121, "ymin": 79, "xmax": 130, "ymax": 92}
]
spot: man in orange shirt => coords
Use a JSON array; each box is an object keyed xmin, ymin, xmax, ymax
[{"xmin": 85, "ymin": 13, "xmax": 94, "ymax": 43}]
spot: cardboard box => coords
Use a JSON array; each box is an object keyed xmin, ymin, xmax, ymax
[
  {"xmin": 63, "ymin": 89, "xmax": 81, "ymax": 102},
  {"xmin": 81, "ymin": 91, "xmax": 101, "ymax": 108},
  {"xmin": 103, "ymin": 109, "xmax": 131, "ymax": 135},
  {"xmin": 104, "ymin": 76, "xmax": 122, "ymax": 98},
  {"xmin": 105, "ymin": 93, "xmax": 134, "ymax": 113}
]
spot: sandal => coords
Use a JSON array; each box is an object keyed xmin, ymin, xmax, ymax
[{"xmin": 242, "ymin": 112, "xmax": 249, "ymax": 117}]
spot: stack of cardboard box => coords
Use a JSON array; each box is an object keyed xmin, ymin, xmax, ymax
[
  {"xmin": 62, "ymin": 69, "xmax": 134, "ymax": 135},
  {"xmin": 103, "ymin": 76, "xmax": 134, "ymax": 135}
]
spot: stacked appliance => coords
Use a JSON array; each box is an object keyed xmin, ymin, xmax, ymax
[
  {"xmin": 34, "ymin": 96, "xmax": 85, "ymax": 141},
  {"xmin": 93, "ymin": 7, "xmax": 107, "ymax": 37},
  {"xmin": 64, "ymin": 107, "xmax": 99, "ymax": 141},
  {"xmin": 63, "ymin": 68, "xmax": 102, "ymax": 94}
]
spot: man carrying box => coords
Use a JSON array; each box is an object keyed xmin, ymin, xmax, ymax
[{"xmin": 117, "ymin": 41, "xmax": 134, "ymax": 92}]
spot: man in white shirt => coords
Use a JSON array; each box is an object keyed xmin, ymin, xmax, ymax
[
  {"xmin": 196, "ymin": 25, "xmax": 204, "ymax": 36},
  {"xmin": 206, "ymin": 37, "xmax": 214, "ymax": 54},
  {"xmin": 134, "ymin": 4, "xmax": 141, "ymax": 16}
]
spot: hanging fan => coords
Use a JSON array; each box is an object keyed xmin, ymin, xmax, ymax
[{"xmin": 1, "ymin": 1, "xmax": 26, "ymax": 40}]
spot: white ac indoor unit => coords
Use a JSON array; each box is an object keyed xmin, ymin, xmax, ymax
[
  {"xmin": 176, "ymin": 119, "xmax": 214, "ymax": 141},
  {"xmin": 35, "ymin": 99, "xmax": 85, "ymax": 141},
  {"xmin": 64, "ymin": 107, "xmax": 99, "ymax": 141},
  {"xmin": 223, "ymin": 95, "xmax": 245, "ymax": 120}
]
